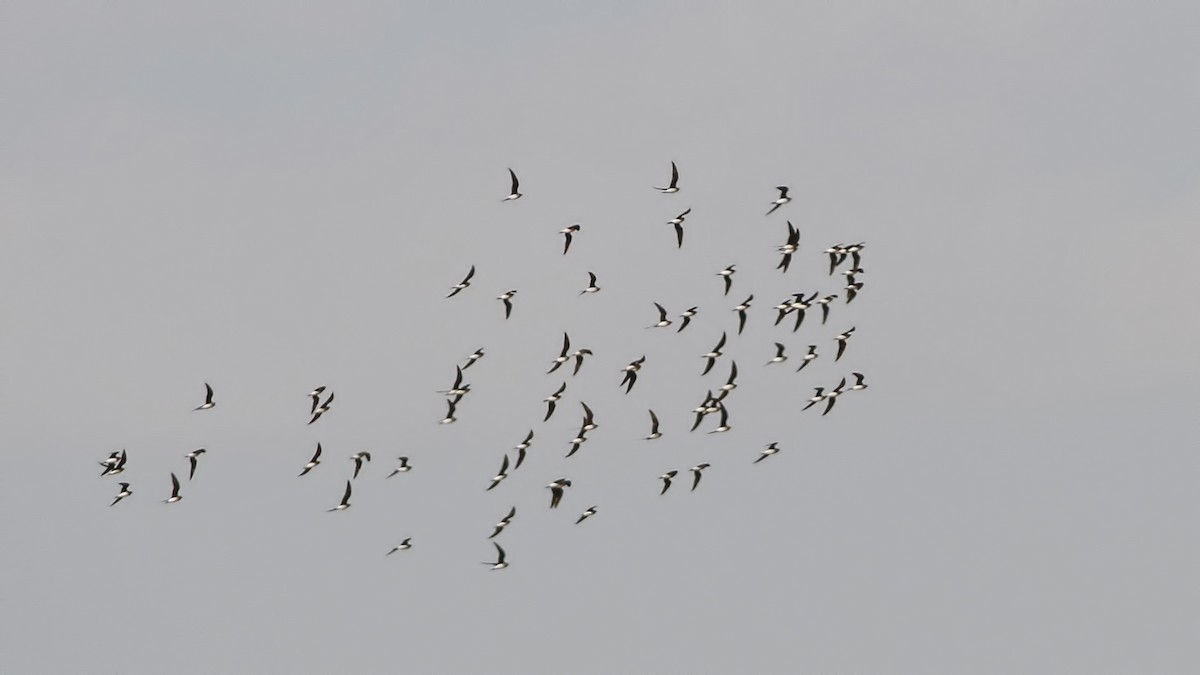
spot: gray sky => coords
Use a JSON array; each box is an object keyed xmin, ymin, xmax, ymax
[{"xmin": 3, "ymin": 2, "xmax": 1199, "ymax": 673}]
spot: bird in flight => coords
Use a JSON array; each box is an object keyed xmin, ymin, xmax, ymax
[
  {"xmin": 690, "ymin": 463, "xmax": 710, "ymax": 491},
  {"xmin": 548, "ymin": 333, "xmax": 572, "ymax": 374},
  {"xmin": 766, "ymin": 186, "xmax": 791, "ymax": 216},
  {"xmin": 328, "ymin": 480, "xmax": 352, "ymax": 512},
  {"xmin": 789, "ymin": 292, "xmax": 818, "ymax": 332},
  {"xmin": 99, "ymin": 449, "xmax": 127, "ymax": 477},
  {"xmin": 489, "ymin": 506, "xmax": 516, "ymax": 539},
  {"xmin": 497, "ymin": 290, "xmax": 517, "ymax": 319},
  {"xmin": 619, "ymin": 356, "xmax": 645, "ymax": 394},
  {"xmin": 484, "ymin": 542, "xmax": 509, "ymax": 570},
  {"xmin": 720, "ymin": 361, "xmax": 739, "ymax": 393},
  {"xmin": 185, "ymin": 448, "xmax": 206, "ymax": 480},
  {"xmin": 439, "ymin": 366, "xmax": 471, "ymax": 400},
  {"xmin": 850, "ymin": 372, "xmax": 869, "ymax": 392},
  {"xmin": 503, "ymin": 168, "xmax": 522, "ymax": 201},
  {"xmin": 110, "ymin": 482, "xmax": 132, "ymax": 507},
  {"xmin": 543, "ymin": 382, "xmax": 566, "ymax": 421},
  {"xmin": 822, "ymin": 378, "xmax": 847, "ymax": 416},
  {"xmin": 576, "ymin": 506, "xmax": 598, "ymax": 524},
  {"xmin": 350, "ymin": 451, "xmax": 372, "ymax": 479},
  {"xmin": 795, "ymin": 345, "xmax": 818, "ymax": 372},
  {"xmin": 667, "ymin": 208, "xmax": 690, "ymax": 248},
  {"xmin": 677, "ymin": 306, "xmax": 698, "ymax": 333},
  {"xmin": 386, "ymin": 538, "xmax": 412, "ymax": 556},
  {"xmin": 659, "ymin": 470, "xmax": 678, "ymax": 495},
  {"xmin": 777, "ymin": 221, "xmax": 800, "ymax": 272},
  {"xmin": 816, "ymin": 294, "xmax": 838, "ymax": 325},
  {"xmin": 834, "ymin": 327, "xmax": 856, "ymax": 361},
  {"xmin": 164, "ymin": 472, "xmax": 182, "ymax": 504},
  {"xmin": 547, "ymin": 478, "xmax": 572, "ymax": 508},
  {"xmin": 513, "ymin": 430, "xmax": 534, "ymax": 469},
  {"xmin": 648, "ymin": 302, "xmax": 672, "ymax": 329},
  {"xmin": 754, "ymin": 442, "xmax": 781, "ymax": 464},
  {"xmin": 386, "ymin": 456, "xmax": 412, "ymax": 478},
  {"xmin": 440, "ymin": 398, "xmax": 458, "ymax": 425},
  {"xmin": 701, "ymin": 332, "xmax": 727, "ymax": 376},
  {"xmin": 644, "ymin": 409, "xmax": 662, "ymax": 440},
  {"xmin": 845, "ymin": 281, "xmax": 863, "ymax": 304},
  {"xmin": 801, "ymin": 388, "xmax": 827, "ymax": 411},
  {"xmin": 486, "ymin": 454, "xmax": 510, "ymax": 491},
  {"xmin": 194, "ymin": 383, "xmax": 215, "ymax": 411},
  {"xmin": 733, "ymin": 295, "xmax": 753, "ymax": 335},
  {"xmin": 707, "ymin": 405, "xmax": 732, "ymax": 434},
  {"xmin": 766, "ymin": 342, "xmax": 788, "ymax": 366},
  {"xmin": 460, "ymin": 348, "xmax": 486, "ymax": 371},
  {"xmin": 655, "ymin": 161, "xmax": 681, "ymax": 193},
  {"xmin": 299, "ymin": 443, "xmax": 323, "ymax": 476},
  {"xmin": 580, "ymin": 271, "xmax": 601, "ymax": 295},
  {"xmin": 558, "ymin": 224, "xmax": 582, "ymax": 255},
  {"xmin": 447, "ymin": 265, "xmax": 476, "ymax": 298},
  {"xmin": 308, "ymin": 390, "xmax": 334, "ymax": 425},
  {"xmin": 308, "ymin": 386, "xmax": 326, "ymax": 415},
  {"xmin": 572, "ymin": 348, "xmax": 593, "ymax": 376},
  {"xmin": 717, "ymin": 265, "xmax": 736, "ymax": 296}
]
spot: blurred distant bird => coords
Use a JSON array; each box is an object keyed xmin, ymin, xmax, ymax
[
  {"xmin": 328, "ymin": 480, "xmax": 352, "ymax": 512},
  {"xmin": 486, "ymin": 454, "xmax": 510, "ymax": 491},
  {"xmin": 701, "ymin": 332, "xmax": 727, "ymax": 376},
  {"xmin": 503, "ymin": 168, "xmax": 522, "ymax": 201},
  {"xmin": 777, "ymin": 221, "xmax": 800, "ymax": 272},
  {"xmin": 350, "ymin": 451, "xmax": 372, "ymax": 479},
  {"xmin": 299, "ymin": 443, "xmax": 323, "ymax": 476},
  {"xmin": 766, "ymin": 186, "xmax": 791, "ymax": 216},
  {"xmin": 717, "ymin": 265, "xmax": 736, "ymax": 296},
  {"xmin": 655, "ymin": 161, "xmax": 681, "ymax": 193},
  {"xmin": 185, "ymin": 448, "xmax": 206, "ymax": 480},
  {"xmin": 440, "ymin": 398, "xmax": 458, "ymax": 425},
  {"xmin": 834, "ymin": 327, "xmax": 856, "ymax": 361},
  {"xmin": 572, "ymin": 348, "xmax": 593, "ymax": 376},
  {"xmin": 576, "ymin": 506, "xmax": 598, "ymax": 524},
  {"xmin": 308, "ymin": 390, "xmax": 334, "ymax": 425},
  {"xmin": 547, "ymin": 478, "xmax": 572, "ymax": 508},
  {"xmin": 560, "ymin": 224, "xmax": 581, "ymax": 254},
  {"xmin": 619, "ymin": 356, "xmax": 645, "ymax": 394},
  {"xmin": 446, "ymin": 265, "xmax": 475, "ymax": 298},
  {"xmin": 489, "ymin": 506, "xmax": 516, "ymax": 539},
  {"xmin": 795, "ymin": 345, "xmax": 818, "ymax": 372},
  {"xmin": 659, "ymin": 470, "xmax": 678, "ymax": 495},
  {"xmin": 194, "ymin": 383, "xmax": 215, "ymax": 411},
  {"xmin": 386, "ymin": 538, "xmax": 412, "ymax": 556},
  {"xmin": 648, "ymin": 302, "xmax": 672, "ymax": 329},
  {"xmin": 754, "ymin": 442, "xmax": 781, "ymax": 464},
  {"xmin": 677, "ymin": 306, "xmax": 698, "ymax": 333},
  {"xmin": 498, "ymin": 290, "xmax": 517, "ymax": 319},
  {"xmin": 308, "ymin": 386, "xmax": 326, "ymax": 415},
  {"xmin": 580, "ymin": 271, "xmax": 601, "ymax": 295},
  {"xmin": 484, "ymin": 542, "xmax": 509, "ymax": 570},
  {"xmin": 110, "ymin": 482, "xmax": 132, "ymax": 507},
  {"xmin": 766, "ymin": 342, "xmax": 788, "ymax": 365},
  {"xmin": 387, "ymin": 456, "xmax": 412, "ymax": 478},
  {"xmin": 462, "ymin": 348, "xmax": 485, "ymax": 370},
  {"xmin": 164, "ymin": 473, "xmax": 182, "ymax": 504},
  {"xmin": 644, "ymin": 409, "xmax": 662, "ymax": 440},
  {"xmin": 733, "ymin": 295, "xmax": 753, "ymax": 335},
  {"xmin": 667, "ymin": 208, "xmax": 691, "ymax": 248},
  {"xmin": 690, "ymin": 463, "xmax": 710, "ymax": 491},
  {"xmin": 513, "ymin": 430, "xmax": 534, "ymax": 469},
  {"xmin": 543, "ymin": 382, "xmax": 566, "ymax": 421},
  {"xmin": 548, "ymin": 333, "xmax": 572, "ymax": 374}
]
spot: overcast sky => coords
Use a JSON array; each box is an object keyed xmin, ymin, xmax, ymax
[{"xmin": 3, "ymin": 2, "xmax": 1199, "ymax": 674}]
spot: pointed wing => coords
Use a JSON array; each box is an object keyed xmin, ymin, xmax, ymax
[{"xmin": 509, "ymin": 168, "xmax": 519, "ymax": 193}]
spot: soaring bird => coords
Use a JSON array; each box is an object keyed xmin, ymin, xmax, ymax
[
  {"xmin": 308, "ymin": 390, "xmax": 334, "ymax": 425},
  {"xmin": 766, "ymin": 342, "xmax": 788, "ymax": 365},
  {"xmin": 707, "ymin": 405, "xmax": 732, "ymax": 434},
  {"xmin": 619, "ymin": 356, "xmax": 645, "ymax": 394},
  {"xmin": 490, "ymin": 506, "xmax": 516, "ymax": 539},
  {"xmin": 690, "ymin": 463, "xmax": 710, "ymax": 491},
  {"xmin": 701, "ymin": 332, "xmax": 727, "ymax": 376},
  {"xmin": 795, "ymin": 345, "xmax": 818, "ymax": 372},
  {"xmin": 576, "ymin": 506, "xmax": 598, "ymax": 524},
  {"xmin": 721, "ymin": 361, "xmax": 739, "ymax": 392},
  {"xmin": 754, "ymin": 442, "xmax": 781, "ymax": 464},
  {"xmin": 547, "ymin": 333, "xmax": 572, "ymax": 374},
  {"xmin": 486, "ymin": 454, "xmax": 510, "ymax": 491},
  {"xmin": 667, "ymin": 208, "xmax": 690, "ymax": 248},
  {"xmin": 648, "ymin": 302, "xmax": 672, "ymax": 329},
  {"xmin": 580, "ymin": 271, "xmax": 601, "ymax": 295},
  {"xmin": 513, "ymin": 430, "xmax": 534, "ymax": 469},
  {"xmin": 572, "ymin": 348, "xmax": 593, "ymax": 376},
  {"xmin": 299, "ymin": 443, "xmax": 323, "ymax": 476},
  {"xmin": 386, "ymin": 456, "xmax": 412, "ymax": 478},
  {"xmin": 766, "ymin": 186, "xmax": 791, "ymax": 216},
  {"xmin": 484, "ymin": 542, "xmax": 509, "ymax": 570},
  {"xmin": 462, "ymin": 348, "xmax": 485, "ymax": 370},
  {"xmin": 350, "ymin": 451, "xmax": 372, "ymax": 479},
  {"xmin": 185, "ymin": 448, "xmax": 206, "ymax": 480},
  {"xmin": 834, "ymin": 327, "xmax": 856, "ymax": 361},
  {"xmin": 328, "ymin": 480, "xmax": 352, "ymax": 511},
  {"xmin": 164, "ymin": 473, "xmax": 182, "ymax": 504},
  {"xmin": 659, "ymin": 470, "xmax": 678, "ymax": 495},
  {"xmin": 446, "ymin": 265, "xmax": 475, "ymax": 298},
  {"xmin": 497, "ymin": 290, "xmax": 517, "ymax": 319},
  {"xmin": 386, "ymin": 538, "xmax": 412, "ymax": 556},
  {"xmin": 733, "ymin": 295, "xmax": 753, "ymax": 335},
  {"xmin": 547, "ymin": 478, "xmax": 572, "ymax": 508},
  {"xmin": 308, "ymin": 386, "xmax": 326, "ymax": 415},
  {"xmin": 503, "ymin": 168, "xmax": 522, "ymax": 201},
  {"xmin": 850, "ymin": 372, "xmax": 869, "ymax": 391},
  {"xmin": 816, "ymin": 295, "xmax": 838, "ymax": 325},
  {"xmin": 801, "ymin": 388, "xmax": 827, "ymax": 411},
  {"xmin": 560, "ymin": 224, "xmax": 581, "ymax": 255},
  {"xmin": 822, "ymin": 378, "xmax": 847, "ymax": 416},
  {"xmin": 677, "ymin": 306, "xmax": 698, "ymax": 333},
  {"xmin": 439, "ymin": 366, "xmax": 471, "ymax": 399},
  {"xmin": 440, "ymin": 398, "xmax": 458, "ymax": 425},
  {"xmin": 194, "ymin": 383, "xmax": 215, "ymax": 411},
  {"xmin": 655, "ymin": 161, "xmax": 681, "ymax": 193},
  {"xmin": 110, "ymin": 482, "xmax": 132, "ymax": 507},
  {"xmin": 644, "ymin": 409, "xmax": 662, "ymax": 440},
  {"xmin": 777, "ymin": 221, "xmax": 800, "ymax": 273},
  {"xmin": 717, "ymin": 265, "xmax": 736, "ymax": 296},
  {"xmin": 543, "ymin": 382, "xmax": 566, "ymax": 421}
]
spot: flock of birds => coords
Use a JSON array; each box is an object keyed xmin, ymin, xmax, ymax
[{"xmin": 96, "ymin": 162, "xmax": 869, "ymax": 571}]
